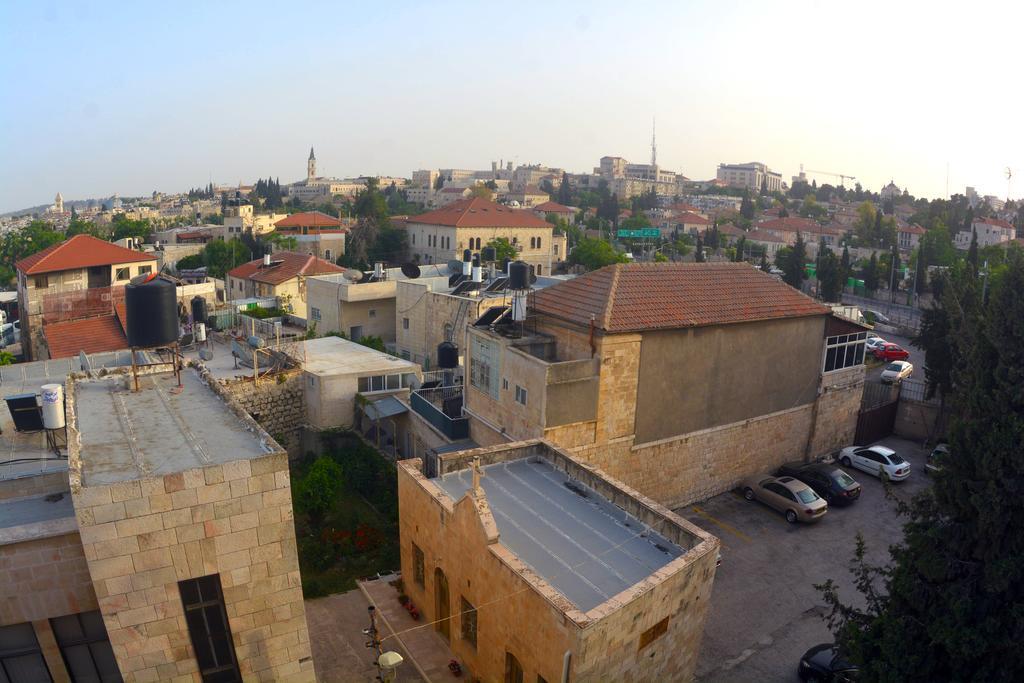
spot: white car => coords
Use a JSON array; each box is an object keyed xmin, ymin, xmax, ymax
[
  {"xmin": 839, "ymin": 445, "xmax": 910, "ymax": 481},
  {"xmin": 865, "ymin": 337, "xmax": 887, "ymax": 352},
  {"xmin": 880, "ymin": 360, "xmax": 913, "ymax": 383}
]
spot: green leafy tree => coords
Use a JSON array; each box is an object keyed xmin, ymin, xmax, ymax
[
  {"xmin": 467, "ymin": 185, "xmax": 494, "ymax": 201},
  {"xmin": 569, "ymin": 237, "xmax": 628, "ymax": 271},
  {"xmin": 816, "ymin": 240, "xmax": 843, "ymax": 302},
  {"xmin": 557, "ymin": 171, "xmax": 573, "ymax": 205},
  {"xmin": 780, "ymin": 232, "xmax": 807, "ymax": 289},
  {"xmin": 295, "ymin": 456, "xmax": 344, "ymax": 527},
  {"xmin": 0, "ymin": 220, "xmax": 65, "ymax": 284},
  {"xmin": 862, "ymin": 252, "xmax": 879, "ymax": 293},
  {"xmin": 203, "ymin": 238, "xmax": 249, "ymax": 279},
  {"xmin": 818, "ymin": 252, "xmax": 1024, "ymax": 681},
  {"xmin": 485, "ymin": 238, "xmax": 518, "ymax": 263}
]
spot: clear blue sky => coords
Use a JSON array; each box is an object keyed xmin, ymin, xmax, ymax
[{"xmin": 1, "ymin": 0, "xmax": 1021, "ymax": 213}]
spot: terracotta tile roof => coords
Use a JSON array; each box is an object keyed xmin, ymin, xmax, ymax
[
  {"xmin": 406, "ymin": 198, "xmax": 550, "ymax": 229},
  {"xmin": 746, "ymin": 229, "xmax": 786, "ymax": 243},
  {"xmin": 974, "ymin": 216, "xmax": 1015, "ymax": 231},
  {"xmin": 674, "ymin": 211, "xmax": 710, "ymax": 225},
  {"xmin": 533, "ymin": 201, "xmax": 574, "ymax": 213},
  {"xmin": 531, "ymin": 262, "xmax": 829, "ymax": 333},
  {"xmin": 757, "ymin": 217, "xmax": 820, "ymax": 233},
  {"xmin": 717, "ymin": 223, "xmax": 745, "ymax": 236},
  {"xmin": 44, "ymin": 315, "xmax": 128, "ymax": 359},
  {"xmin": 227, "ymin": 251, "xmax": 345, "ymax": 286},
  {"xmin": 274, "ymin": 211, "xmax": 341, "ymax": 229},
  {"xmin": 900, "ymin": 223, "xmax": 926, "ymax": 235},
  {"xmin": 669, "ymin": 203, "xmax": 700, "ymax": 213},
  {"xmin": 16, "ymin": 234, "xmax": 156, "ymax": 275}
]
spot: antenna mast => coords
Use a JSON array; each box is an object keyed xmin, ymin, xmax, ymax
[{"xmin": 650, "ymin": 117, "xmax": 657, "ymax": 167}]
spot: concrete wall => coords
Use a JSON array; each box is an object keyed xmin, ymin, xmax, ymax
[
  {"xmin": 894, "ymin": 397, "xmax": 945, "ymax": 442},
  {"xmin": 220, "ymin": 371, "xmax": 305, "ymax": 456},
  {"xmin": 306, "ymin": 277, "xmax": 397, "ymax": 341},
  {"xmin": 634, "ymin": 316, "xmax": 825, "ymax": 443}
]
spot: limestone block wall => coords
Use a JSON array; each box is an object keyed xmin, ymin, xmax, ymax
[
  {"xmin": 0, "ymin": 532, "xmax": 97, "ymax": 627},
  {"xmin": 68, "ymin": 453, "xmax": 314, "ymax": 683},
  {"xmin": 220, "ymin": 371, "xmax": 305, "ymax": 455},
  {"xmin": 811, "ymin": 366, "xmax": 864, "ymax": 454}
]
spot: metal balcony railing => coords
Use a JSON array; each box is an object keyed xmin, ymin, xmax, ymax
[{"xmin": 410, "ymin": 385, "xmax": 469, "ymax": 440}]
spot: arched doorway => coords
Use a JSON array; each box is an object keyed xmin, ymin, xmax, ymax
[{"xmin": 434, "ymin": 568, "xmax": 450, "ymax": 642}]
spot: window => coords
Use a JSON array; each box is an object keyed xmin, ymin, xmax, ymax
[
  {"xmin": 310, "ymin": 307, "xmax": 321, "ymax": 322},
  {"xmin": 401, "ymin": 350, "xmax": 410, "ymax": 360},
  {"xmin": 412, "ymin": 234, "xmax": 416, "ymax": 245},
  {"xmin": 553, "ymin": 244, "xmax": 559, "ymax": 256},
  {"xmin": 178, "ymin": 574, "xmax": 241, "ymax": 683},
  {"xmin": 350, "ymin": 325, "xmax": 363, "ymax": 341},
  {"xmin": 324, "ymin": 249, "xmax": 332, "ymax": 261},
  {"xmin": 460, "ymin": 597, "xmax": 477, "ymax": 649},
  {"xmin": 115, "ymin": 267, "xmax": 130, "ymax": 281},
  {"xmin": 403, "ymin": 317, "xmax": 409, "ymax": 330},
  {"xmin": 138, "ymin": 265, "xmax": 152, "ymax": 275},
  {"xmin": 50, "ymin": 611, "xmax": 122, "ymax": 683},
  {"xmin": 33, "ymin": 275, "xmax": 48, "ymax": 289},
  {"xmin": 536, "ymin": 237, "xmax": 542, "ymax": 250},
  {"xmin": 412, "ymin": 543, "xmax": 425, "ymax": 587},
  {"xmin": 358, "ymin": 374, "xmax": 411, "ymax": 393},
  {"xmin": 369, "ymin": 309, "xmax": 376, "ymax": 319},
  {"xmin": 823, "ymin": 332, "xmax": 866, "ymax": 373},
  {"xmin": 0, "ymin": 622, "xmax": 52, "ymax": 682},
  {"xmin": 502, "ymin": 378, "xmax": 509, "ymax": 390},
  {"xmin": 505, "ymin": 653, "xmax": 524, "ymax": 683},
  {"xmin": 514, "ymin": 385, "xmax": 527, "ymax": 406},
  {"xmin": 638, "ymin": 616, "xmax": 670, "ymax": 651},
  {"xmin": 470, "ymin": 336, "xmax": 499, "ymax": 399}
]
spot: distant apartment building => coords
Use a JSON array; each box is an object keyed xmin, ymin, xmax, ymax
[
  {"xmin": 15, "ymin": 235, "xmax": 158, "ymax": 361},
  {"xmin": 271, "ymin": 211, "xmax": 348, "ymax": 262},
  {"xmin": 595, "ymin": 156, "xmax": 680, "ymax": 198},
  {"xmin": 503, "ymin": 185, "xmax": 550, "ymax": 209},
  {"xmin": 510, "ymin": 164, "xmax": 561, "ymax": 191},
  {"xmin": 0, "ymin": 362, "xmax": 315, "ymax": 683},
  {"xmin": 398, "ymin": 440, "xmax": 719, "ymax": 682},
  {"xmin": 287, "ymin": 147, "xmax": 366, "ymax": 201},
  {"xmin": 716, "ymin": 162, "xmax": 783, "ymax": 193},
  {"xmin": 403, "ymin": 198, "xmax": 558, "ymax": 275},
  {"xmin": 226, "ymin": 251, "xmax": 345, "ymax": 318},
  {"xmin": 458, "ymin": 262, "xmax": 866, "ymax": 509},
  {"xmin": 898, "ymin": 223, "xmax": 926, "ymax": 252},
  {"xmin": 954, "ymin": 216, "xmax": 1016, "ymax": 249}
]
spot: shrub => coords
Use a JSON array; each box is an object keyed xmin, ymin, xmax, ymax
[{"xmin": 294, "ymin": 456, "xmax": 344, "ymax": 526}]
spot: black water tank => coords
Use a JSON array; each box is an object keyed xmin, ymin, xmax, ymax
[
  {"xmin": 462, "ymin": 248, "xmax": 472, "ymax": 262},
  {"xmin": 126, "ymin": 277, "xmax": 178, "ymax": 348},
  {"xmin": 437, "ymin": 342, "xmax": 459, "ymax": 369},
  {"xmin": 190, "ymin": 295, "xmax": 207, "ymax": 324},
  {"xmin": 481, "ymin": 246, "xmax": 496, "ymax": 262},
  {"xmin": 508, "ymin": 260, "xmax": 530, "ymax": 290}
]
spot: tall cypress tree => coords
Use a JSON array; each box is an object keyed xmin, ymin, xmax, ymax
[
  {"xmin": 820, "ymin": 251, "xmax": 1024, "ymax": 680},
  {"xmin": 967, "ymin": 228, "xmax": 979, "ymax": 278}
]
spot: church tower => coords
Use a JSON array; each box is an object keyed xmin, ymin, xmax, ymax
[
  {"xmin": 307, "ymin": 147, "xmax": 316, "ymax": 182},
  {"xmin": 55, "ymin": 192, "xmax": 64, "ymax": 214}
]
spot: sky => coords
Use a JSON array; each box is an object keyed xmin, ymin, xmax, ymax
[{"xmin": 1, "ymin": 0, "xmax": 1022, "ymax": 213}]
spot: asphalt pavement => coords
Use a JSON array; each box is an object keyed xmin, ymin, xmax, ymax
[{"xmin": 865, "ymin": 331, "xmax": 926, "ymax": 383}]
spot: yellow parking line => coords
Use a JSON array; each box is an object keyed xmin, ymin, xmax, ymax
[{"xmin": 691, "ymin": 506, "xmax": 753, "ymax": 543}]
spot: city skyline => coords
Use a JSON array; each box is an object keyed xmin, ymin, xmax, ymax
[{"xmin": 2, "ymin": 0, "xmax": 1022, "ymax": 213}]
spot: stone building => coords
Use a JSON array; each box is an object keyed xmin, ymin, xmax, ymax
[
  {"xmin": 270, "ymin": 212, "xmax": 348, "ymax": 262},
  {"xmin": 460, "ymin": 262, "xmax": 866, "ymax": 509},
  {"xmin": 0, "ymin": 361, "xmax": 315, "ymax": 682},
  {"xmin": 225, "ymin": 251, "xmax": 345, "ymax": 319},
  {"xmin": 398, "ymin": 440, "xmax": 719, "ymax": 683}
]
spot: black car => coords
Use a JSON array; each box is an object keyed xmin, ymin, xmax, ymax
[
  {"xmin": 798, "ymin": 644, "xmax": 859, "ymax": 681},
  {"xmin": 776, "ymin": 462, "xmax": 861, "ymax": 506}
]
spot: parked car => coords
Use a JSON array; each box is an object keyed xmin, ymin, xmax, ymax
[
  {"xmin": 776, "ymin": 462, "xmax": 861, "ymax": 506},
  {"xmin": 872, "ymin": 343, "xmax": 910, "ymax": 361},
  {"xmin": 798, "ymin": 644, "xmax": 859, "ymax": 681},
  {"xmin": 880, "ymin": 360, "xmax": 913, "ymax": 383},
  {"xmin": 838, "ymin": 445, "xmax": 910, "ymax": 481},
  {"xmin": 865, "ymin": 337, "xmax": 887, "ymax": 352},
  {"xmin": 740, "ymin": 475, "xmax": 828, "ymax": 523},
  {"xmin": 863, "ymin": 309, "xmax": 891, "ymax": 325},
  {"xmin": 925, "ymin": 444, "xmax": 948, "ymax": 475}
]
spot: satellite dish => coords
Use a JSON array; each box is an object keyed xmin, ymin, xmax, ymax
[
  {"xmin": 401, "ymin": 262, "xmax": 421, "ymax": 279},
  {"xmin": 343, "ymin": 269, "xmax": 362, "ymax": 282}
]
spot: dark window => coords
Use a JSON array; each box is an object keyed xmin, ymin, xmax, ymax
[
  {"xmin": 460, "ymin": 597, "xmax": 477, "ymax": 649},
  {"xmin": 138, "ymin": 265, "xmax": 152, "ymax": 275},
  {"xmin": 33, "ymin": 275, "xmax": 48, "ymax": 289},
  {"xmin": 50, "ymin": 611, "xmax": 122, "ymax": 683},
  {"xmin": 0, "ymin": 622, "xmax": 52, "ymax": 682},
  {"xmin": 505, "ymin": 652, "xmax": 524, "ymax": 683},
  {"xmin": 115, "ymin": 267, "xmax": 130, "ymax": 281},
  {"xmin": 178, "ymin": 575, "xmax": 241, "ymax": 683},
  {"xmin": 413, "ymin": 543, "xmax": 425, "ymax": 587},
  {"xmin": 638, "ymin": 616, "xmax": 670, "ymax": 651}
]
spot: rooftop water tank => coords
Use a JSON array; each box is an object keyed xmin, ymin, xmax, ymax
[
  {"xmin": 481, "ymin": 246, "xmax": 497, "ymax": 263},
  {"xmin": 191, "ymin": 295, "xmax": 207, "ymax": 324},
  {"xmin": 126, "ymin": 276, "xmax": 178, "ymax": 348},
  {"xmin": 508, "ymin": 260, "xmax": 530, "ymax": 290},
  {"xmin": 437, "ymin": 342, "xmax": 459, "ymax": 369},
  {"xmin": 40, "ymin": 383, "xmax": 65, "ymax": 430}
]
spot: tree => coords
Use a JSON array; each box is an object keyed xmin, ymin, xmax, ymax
[
  {"xmin": 862, "ymin": 252, "xmax": 879, "ymax": 293},
  {"xmin": 760, "ymin": 251, "xmax": 769, "ymax": 272},
  {"xmin": 557, "ymin": 172, "xmax": 573, "ymax": 206},
  {"xmin": 294, "ymin": 456, "xmax": 343, "ymax": 527},
  {"xmin": 780, "ymin": 232, "xmax": 807, "ymax": 289},
  {"xmin": 203, "ymin": 238, "xmax": 249, "ymax": 278},
  {"xmin": 0, "ymin": 219, "xmax": 64, "ymax": 284},
  {"xmin": 467, "ymin": 185, "xmax": 494, "ymax": 201},
  {"xmin": 840, "ymin": 246, "xmax": 851, "ymax": 283},
  {"xmin": 694, "ymin": 235, "xmax": 706, "ymax": 262},
  {"xmin": 816, "ymin": 240, "xmax": 843, "ymax": 302},
  {"xmin": 966, "ymin": 228, "xmax": 979, "ymax": 277},
  {"xmin": 569, "ymin": 237, "xmax": 628, "ymax": 271},
  {"xmin": 433, "ymin": 174, "xmax": 445, "ymax": 190},
  {"xmin": 734, "ymin": 236, "xmax": 747, "ymax": 262},
  {"xmin": 740, "ymin": 193, "xmax": 755, "ymax": 220},
  {"xmin": 485, "ymin": 237, "xmax": 518, "ymax": 263},
  {"xmin": 819, "ymin": 252, "xmax": 1024, "ymax": 681}
]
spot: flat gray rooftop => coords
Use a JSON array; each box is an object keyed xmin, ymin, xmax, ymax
[
  {"xmin": 435, "ymin": 457, "xmax": 683, "ymax": 612},
  {"xmin": 75, "ymin": 369, "xmax": 273, "ymax": 486},
  {"xmin": 0, "ymin": 492, "xmax": 76, "ymax": 545}
]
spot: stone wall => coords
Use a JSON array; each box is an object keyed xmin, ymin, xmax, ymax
[
  {"xmin": 68, "ymin": 450, "xmax": 315, "ymax": 683},
  {"xmin": 894, "ymin": 398, "xmax": 945, "ymax": 442},
  {"xmin": 219, "ymin": 370, "xmax": 305, "ymax": 456},
  {"xmin": 0, "ymin": 532, "xmax": 97, "ymax": 627}
]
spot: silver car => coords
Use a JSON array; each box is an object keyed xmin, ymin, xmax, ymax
[{"xmin": 741, "ymin": 475, "xmax": 828, "ymax": 523}]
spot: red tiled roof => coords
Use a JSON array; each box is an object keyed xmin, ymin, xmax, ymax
[
  {"xmin": 407, "ymin": 198, "xmax": 550, "ymax": 228},
  {"xmin": 757, "ymin": 217, "xmax": 820, "ymax": 233},
  {"xmin": 533, "ymin": 201, "xmax": 573, "ymax": 213},
  {"xmin": 532, "ymin": 262, "xmax": 829, "ymax": 333},
  {"xmin": 16, "ymin": 235, "xmax": 156, "ymax": 275},
  {"xmin": 227, "ymin": 251, "xmax": 345, "ymax": 285},
  {"xmin": 746, "ymin": 229, "xmax": 786, "ymax": 243},
  {"xmin": 900, "ymin": 223, "xmax": 926, "ymax": 235},
  {"xmin": 974, "ymin": 216, "xmax": 1015, "ymax": 231},
  {"xmin": 717, "ymin": 223, "xmax": 745, "ymax": 236},
  {"xmin": 274, "ymin": 211, "xmax": 341, "ymax": 229},
  {"xmin": 675, "ymin": 212, "xmax": 710, "ymax": 225},
  {"xmin": 669, "ymin": 203, "xmax": 700, "ymax": 213},
  {"xmin": 44, "ymin": 315, "xmax": 128, "ymax": 359},
  {"xmin": 177, "ymin": 231, "xmax": 212, "ymax": 241}
]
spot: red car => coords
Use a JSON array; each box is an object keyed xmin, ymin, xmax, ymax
[{"xmin": 873, "ymin": 342, "xmax": 910, "ymax": 361}]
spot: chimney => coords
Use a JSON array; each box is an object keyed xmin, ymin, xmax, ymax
[{"xmin": 472, "ymin": 255, "xmax": 482, "ymax": 283}]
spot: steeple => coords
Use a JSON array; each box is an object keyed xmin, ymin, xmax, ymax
[
  {"xmin": 307, "ymin": 147, "xmax": 317, "ymax": 182},
  {"xmin": 309, "ymin": 146, "xmax": 315, "ymax": 161}
]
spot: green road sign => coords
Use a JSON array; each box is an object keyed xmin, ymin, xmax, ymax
[{"xmin": 616, "ymin": 228, "xmax": 661, "ymax": 239}]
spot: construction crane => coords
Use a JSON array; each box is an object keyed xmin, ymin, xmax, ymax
[{"xmin": 804, "ymin": 168, "xmax": 856, "ymax": 186}]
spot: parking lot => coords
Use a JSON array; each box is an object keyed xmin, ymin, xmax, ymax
[
  {"xmin": 680, "ymin": 436, "xmax": 931, "ymax": 682},
  {"xmin": 865, "ymin": 332, "xmax": 925, "ymax": 383}
]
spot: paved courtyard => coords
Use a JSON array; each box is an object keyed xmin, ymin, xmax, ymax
[{"xmin": 680, "ymin": 436, "xmax": 931, "ymax": 682}]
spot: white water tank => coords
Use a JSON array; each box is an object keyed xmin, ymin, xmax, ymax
[
  {"xmin": 194, "ymin": 322, "xmax": 207, "ymax": 342},
  {"xmin": 40, "ymin": 383, "xmax": 65, "ymax": 430}
]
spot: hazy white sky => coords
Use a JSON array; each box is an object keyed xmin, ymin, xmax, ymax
[{"xmin": 1, "ymin": 0, "xmax": 1021, "ymax": 213}]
